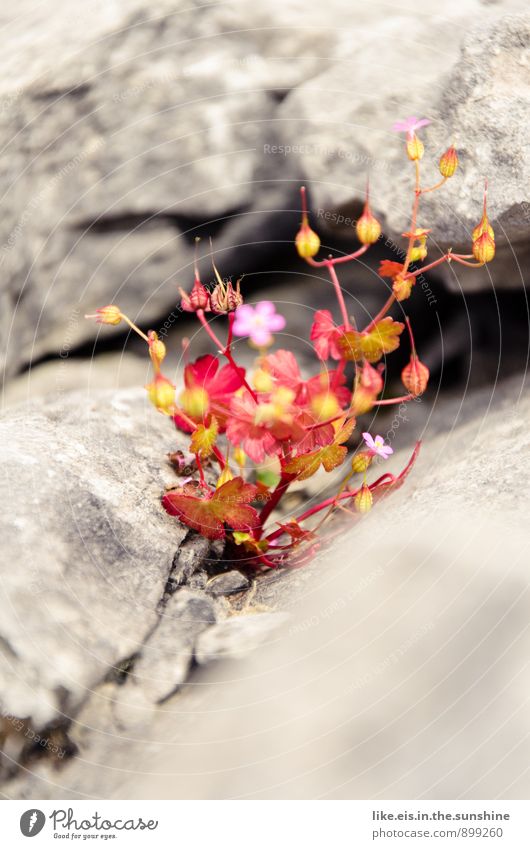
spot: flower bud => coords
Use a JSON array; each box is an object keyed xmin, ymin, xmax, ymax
[
  {"xmin": 85, "ymin": 304, "xmax": 122, "ymax": 326},
  {"xmin": 351, "ymin": 385, "xmax": 377, "ymax": 415},
  {"xmin": 148, "ymin": 330, "xmax": 166, "ymax": 368},
  {"xmin": 233, "ymin": 447, "xmax": 246, "ymax": 468},
  {"xmin": 409, "ymin": 244, "xmax": 428, "ymax": 263},
  {"xmin": 295, "ymin": 221, "xmax": 321, "ymax": 258},
  {"xmin": 146, "ymin": 374, "xmax": 175, "ymax": 415},
  {"xmin": 472, "ymin": 216, "xmax": 494, "ymax": 241},
  {"xmin": 252, "ymin": 368, "xmax": 274, "ymax": 393},
  {"xmin": 356, "ymin": 202, "xmax": 381, "ymax": 245},
  {"xmin": 472, "ymin": 231, "xmax": 495, "ymax": 264},
  {"xmin": 406, "ymin": 134, "xmax": 424, "ymax": 161},
  {"xmin": 310, "ymin": 391, "xmax": 341, "ymax": 423},
  {"xmin": 179, "ymin": 386, "xmax": 209, "ymax": 419},
  {"xmin": 402, "ymin": 355, "xmax": 429, "ymax": 396},
  {"xmin": 179, "ymin": 278, "xmax": 210, "ymax": 313},
  {"xmin": 216, "ymin": 465, "xmax": 234, "ymax": 488},
  {"xmin": 351, "ymin": 451, "xmax": 373, "ymax": 474},
  {"xmin": 439, "ymin": 145, "xmax": 458, "ymax": 178},
  {"xmin": 392, "ymin": 272, "xmax": 414, "ymax": 302},
  {"xmin": 354, "ymin": 483, "xmax": 373, "ymax": 513}
]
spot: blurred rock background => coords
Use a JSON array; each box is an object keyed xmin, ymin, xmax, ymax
[{"xmin": 0, "ymin": 0, "xmax": 529, "ymax": 800}]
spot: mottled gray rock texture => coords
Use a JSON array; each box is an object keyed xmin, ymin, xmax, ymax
[
  {"xmin": 279, "ymin": 10, "xmax": 530, "ymax": 293},
  {"xmin": 2, "ymin": 0, "xmax": 528, "ymax": 378},
  {"xmin": 3, "ymin": 374, "xmax": 528, "ymax": 800},
  {"xmin": 0, "ymin": 388, "xmax": 192, "ymax": 726}
]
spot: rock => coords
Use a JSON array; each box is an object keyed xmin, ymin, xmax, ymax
[
  {"xmin": 2, "ymin": 352, "xmax": 148, "ymax": 409},
  {"xmin": 125, "ymin": 589, "xmax": 218, "ymax": 704},
  {"xmin": 206, "ymin": 570, "xmax": 251, "ymax": 597},
  {"xmin": 0, "ymin": 386, "xmax": 191, "ymax": 726},
  {"xmin": 195, "ymin": 612, "xmax": 289, "ymax": 664},
  {"xmin": 4, "ymin": 373, "xmax": 529, "ymax": 800},
  {"xmin": 0, "ymin": 0, "xmax": 349, "ymax": 376},
  {"xmin": 278, "ymin": 6, "xmax": 529, "ymax": 292}
]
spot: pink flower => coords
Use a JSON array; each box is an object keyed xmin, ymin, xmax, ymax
[
  {"xmin": 362, "ymin": 432, "xmax": 393, "ymax": 459},
  {"xmin": 392, "ymin": 116, "xmax": 430, "ymax": 139},
  {"xmin": 232, "ymin": 301, "xmax": 286, "ymax": 347}
]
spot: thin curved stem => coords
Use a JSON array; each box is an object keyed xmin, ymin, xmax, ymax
[
  {"xmin": 196, "ymin": 309, "xmax": 258, "ymax": 402},
  {"xmin": 325, "ymin": 260, "xmax": 351, "ymax": 329}
]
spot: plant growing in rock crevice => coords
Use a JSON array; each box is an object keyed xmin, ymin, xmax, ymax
[{"xmin": 87, "ymin": 118, "xmax": 494, "ymax": 567}]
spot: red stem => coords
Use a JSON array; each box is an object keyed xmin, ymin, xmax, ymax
[
  {"xmin": 212, "ymin": 446, "xmax": 226, "ymax": 469},
  {"xmin": 411, "ymin": 254, "xmax": 450, "ymax": 276},
  {"xmin": 306, "ymin": 243, "xmax": 369, "ymax": 268},
  {"xmin": 448, "ymin": 254, "xmax": 484, "ymax": 268},
  {"xmin": 372, "ymin": 393, "xmax": 414, "ymax": 406},
  {"xmin": 196, "ymin": 309, "xmax": 259, "ymax": 402},
  {"xmin": 364, "ymin": 293, "xmax": 396, "ymax": 333},
  {"xmin": 325, "ymin": 260, "xmax": 351, "ymax": 329},
  {"xmin": 256, "ymin": 472, "xmax": 295, "ymax": 537}
]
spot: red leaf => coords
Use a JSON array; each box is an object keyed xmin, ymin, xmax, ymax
[{"xmin": 162, "ymin": 476, "xmax": 260, "ymax": 540}]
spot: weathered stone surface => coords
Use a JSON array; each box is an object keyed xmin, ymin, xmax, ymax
[
  {"xmin": 205, "ymin": 570, "xmax": 251, "ymax": 597},
  {"xmin": 278, "ymin": 7, "xmax": 529, "ymax": 293},
  {"xmin": 127, "ymin": 589, "xmax": 218, "ymax": 704},
  {"xmin": 4, "ymin": 373, "xmax": 528, "ymax": 800},
  {"xmin": 0, "ymin": 387, "xmax": 189, "ymax": 726},
  {"xmin": 195, "ymin": 613, "xmax": 289, "ymax": 665},
  {"xmin": 0, "ymin": 0, "xmax": 349, "ymax": 376}
]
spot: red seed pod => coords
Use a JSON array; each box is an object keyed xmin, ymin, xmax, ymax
[{"xmin": 402, "ymin": 355, "xmax": 429, "ymax": 397}]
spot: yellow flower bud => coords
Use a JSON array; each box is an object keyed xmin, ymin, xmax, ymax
[
  {"xmin": 233, "ymin": 447, "xmax": 246, "ymax": 468},
  {"xmin": 85, "ymin": 304, "xmax": 122, "ymax": 326},
  {"xmin": 252, "ymin": 368, "xmax": 274, "ymax": 393},
  {"xmin": 351, "ymin": 451, "xmax": 373, "ymax": 474},
  {"xmin": 216, "ymin": 465, "xmax": 234, "ymax": 488},
  {"xmin": 356, "ymin": 203, "xmax": 381, "ymax": 245},
  {"xmin": 310, "ymin": 391, "xmax": 341, "ymax": 423},
  {"xmin": 472, "ymin": 232, "xmax": 496, "ymax": 264},
  {"xmin": 179, "ymin": 386, "xmax": 209, "ymax": 419},
  {"xmin": 406, "ymin": 134, "xmax": 424, "ymax": 161},
  {"xmin": 146, "ymin": 374, "xmax": 175, "ymax": 415},
  {"xmin": 295, "ymin": 221, "xmax": 321, "ymax": 258},
  {"xmin": 354, "ymin": 483, "xmax": 373, "ymax": 513},
  {"xmin": 439, "ymin": 145, "xmax": 458, "ymax": 178},
  {"xmin": 148, "ymin": 331, "xmax": 166, "ymax": 368},
  {"xmin": 472, "ymin": 214, "xmax": 494, "ymax": 242}
]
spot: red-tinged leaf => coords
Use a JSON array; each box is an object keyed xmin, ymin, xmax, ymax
[
  {"xmin": 162, "ymin": 476, "xmax": 260, "ymax": 540},
  {"xmin": 378, "ymin": 260, "xmax": 404, "ymax": 278},
  {"xmin": 283, "ymin": 417, "xmax": 355, "ymax": 480},
  {"xmin": 283, "ymin": 452, "xmax": 323, "ymax": 481},
  {"xmin": 338, "ymin": 318, "xmax": 405, "ymax": 363},
  {"xmin": 276, "ymin": 520, "xmax": 316, "ymax": 543}
]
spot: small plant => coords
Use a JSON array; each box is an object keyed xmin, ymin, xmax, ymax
[{"xmin": 87, "ymin": 118, "xmax": 494, "ymax": 567}]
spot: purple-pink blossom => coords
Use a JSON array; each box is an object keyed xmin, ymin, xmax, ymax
[
  {"xmin": 392, "ymin": 116, "xmax": 430, "ymax": 138},
  {"xmin": 232, "ymin": 301, "xmax": 286, "ymax": 347},
  {"xmin": 362, "ymin": 432, "xmax": 393, "ymax": 459}
]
